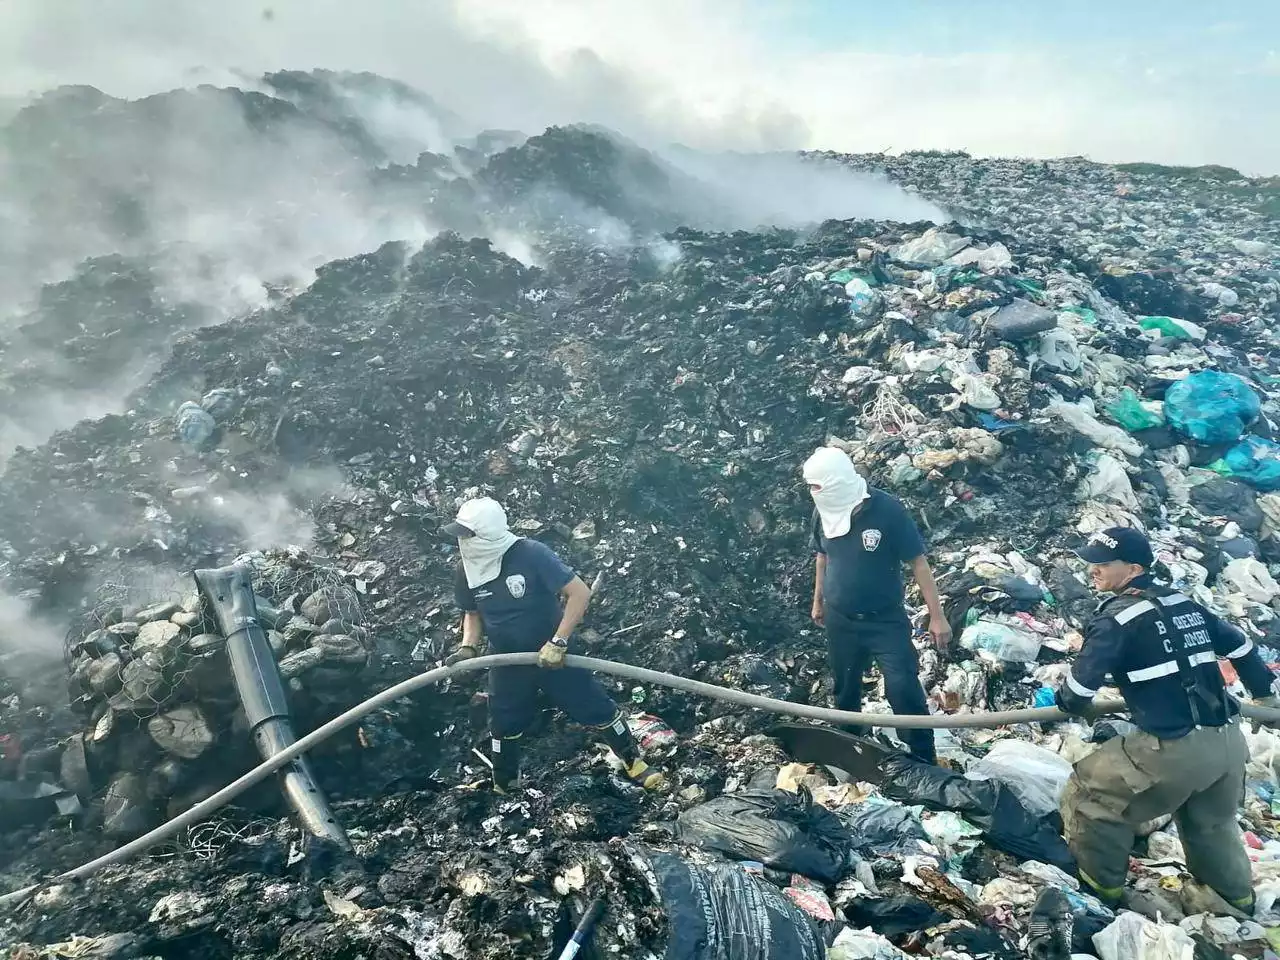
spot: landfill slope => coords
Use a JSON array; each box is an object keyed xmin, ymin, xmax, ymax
[{"xmin": 3, "ymin": 77, "xmax": 1280, "ymax": 960}]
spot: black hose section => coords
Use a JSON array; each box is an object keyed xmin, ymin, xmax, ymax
[{"xmin": 3, "ymin": 651, "xmax": 1278, "ymax": 907}]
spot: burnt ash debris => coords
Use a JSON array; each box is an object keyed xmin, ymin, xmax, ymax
[{"xmin": 2, "ymin": 71, "xmax": 1280, "ymax": 959}]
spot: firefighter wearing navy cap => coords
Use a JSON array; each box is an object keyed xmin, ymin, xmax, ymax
[
  {"xmin": 442, "ymin": 497, "xmax": 666, "ymax": 794},
  {"xmin": 1056, "ymin": 526, "xmax": 1280, "ymax": 911}
]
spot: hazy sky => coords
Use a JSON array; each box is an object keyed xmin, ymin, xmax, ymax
[{"xmin": 2, "ymin": 0, "xmax": 1277, "ymax": 173}]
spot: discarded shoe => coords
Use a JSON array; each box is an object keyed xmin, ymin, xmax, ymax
[{"xmin": 1025, "ymin": 887, "xmax": 1073, "ymax": 960}]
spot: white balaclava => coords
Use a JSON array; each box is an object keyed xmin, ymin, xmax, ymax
[
  {"xmin": 453, "ymin": 497, "xmax": 521, "ymax": 588},
  {"xmin": 803, "ymin": 447, "xmax": 869, "ymax": 539}
]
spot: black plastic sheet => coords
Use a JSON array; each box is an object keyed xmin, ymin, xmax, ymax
[
  {"xmin": 878, "ymin": 756, "xmax": 1077, "ymax": 875},
  {"xmin": 648, "ymin": 851, "xmax": 826, "ymax": 960},
  {"xmin": 676, "ymin": 787, "xmax": 853, "ymax": 885}
]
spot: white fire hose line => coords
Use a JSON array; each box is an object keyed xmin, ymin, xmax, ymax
[{"xmin": 4, "ymin": 651, "xmax": 1279, "ymax": 907}]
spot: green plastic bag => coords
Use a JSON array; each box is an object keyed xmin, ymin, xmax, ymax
[
  {"xmin": 827, "ymin": 269, "xmax": 856, "ymax": 284},
  {"xmin": 1106, "ymin": 388, "xmax": 1163, "ymax": 432},
  {"xmin": 1139, "ymin": 316, "xmax": 1193, "ymax": 340}
]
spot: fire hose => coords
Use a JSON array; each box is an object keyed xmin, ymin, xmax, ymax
[{"xmin": 4, "ymin": 651, "xmax": 1280, "ymax": 907}]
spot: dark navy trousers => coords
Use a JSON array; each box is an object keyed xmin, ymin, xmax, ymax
[
  {"xmin": 825, "ymin": 606, "xmax": 936, "ymax": 764},
  {"xmin": 488, "ymin": 662, "xmax": 618, "ymax": 738}
]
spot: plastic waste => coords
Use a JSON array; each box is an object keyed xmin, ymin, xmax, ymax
[
  {"xmin": 1235, "ymin": 238, "xmax": 1274, "ymax": 257},
  {"xmin": 676, "ymin": 787, "xmax": 853, "ymax": 884},
  {"xmin": 176, "ymin": 401, "xmax": 216, "ymax": 446},
  {"xmin": 1189, "ymin": 476, "xmax": 1264, "ymax": 532},
  {"xmin": 948, "ymin": 242, "xmax": 1013, "ymax": 272},
  {"xmin": 950, "ymin": 372, "xmax": 1001, "ymax": 410},
  {"xmin": 1164, "ymin": 370, "xmax": 1260, "ymax": 444},
  {"xmin": 843, "ymin": 895, "xmax": 945, "ymax": 940},
  {"xmin": 845, "ymin": 277, "xmax": 881, "ymax": 318},
  {"xmin": 1047, "ymin": 400, "xmax": 1144, "ymax": 456},
  {"xmin": 1106, "ymin": 388, "xmax": 1164, "ymax": 432},
  {"xmin": 960, "ymin": 619, "xmax": 1042, "ymax": 662},
  {"xmin": 891, "ymin": 227, "xmax": 970, "ymax": 266},
  {"xmin": 1080, "ymin": 454, "xmax": 1139, "ymax": 509},
  {"xmin": 782, "ymin": 874, "xmax": 835, "ymax": 922},
  {"xmin": 988, "ymin": 298, "xmax": 1059, "ymax": 340},
  {"xmin": 1219, "ymin": 556, "xmax": 1280, "ymax": 604},
  {"xmin": 1201, "ymin": 282, "xmax": 1240, "ymax": 307},
  {"xmin": 921, "ymin": 810, "xmax": 982, "ymax": 858},
  {"xmin": 1092, "ymin": 911, "xmax": 1195, "ymax": 960},
  {"xmin": 640, "ymin": 850, "xmax": 825, "ymax": 960},
  {"xmin": 1090, "ymin": 718, "xmax": 1139, "ymax": 744},
  {"xmin": 626, "ymin": 713, "xmax": 678, "ymax": 757},
  {"xmin": 1210, "ymin": 435, "xmax": 1280, "ymax": 491},
  {"xmin": 200, "ymin": 387, "xmax": 238, "ymax": 420},
  {"xmin": 1138, "ymin": 316, "xmax": 1199, "ymax": 341},
  {"xmin": 1260, "ymin": 492, "xmax": 1280, "ymax": 540},
  {"xmin": 841, "ymin": 801, "xmax": 929, "ymax": 856},
  {"xmin": 967, "ymin": 740, "xmax": 1073, "ymax": 819},
  {"xmin": 827, "ymin": 926, "xmax": 908, "ymax": 960},
  {"xmin": 878, "ymin": 755, "xmax": 1076, "ymax": 873},
  {"xmin": 1036, "ymin": 328, "xmax": 1082, "ymax": 372},
  {"xmin": 978, "ymin": 412, "xmax": 1025, "ymax": 433},
  {"xmin": 827, "ymin": 268, "xmax": 857, "ymax": 284}
]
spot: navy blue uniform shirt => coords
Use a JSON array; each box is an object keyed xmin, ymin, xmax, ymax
[
  {"xmin": 1060, "ymin": 580, "xmax": 1276, "ymax": 739},
  {"xmin": 811, "ymin": 489, "xmax": 927, "ymax": 617},
  {"xmin": 454, "ymin": 539, "xmax": 574, "ymax": 653}
]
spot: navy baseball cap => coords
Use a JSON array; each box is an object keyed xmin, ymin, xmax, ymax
[{"xmin": 1077, "ymin": 527, "xmax": 1154, "ymax": 568}]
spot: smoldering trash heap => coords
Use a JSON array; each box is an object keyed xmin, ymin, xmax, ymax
[{"xmin": 2, "ymin": 70, "xmax": 1280, "ymax": 960}]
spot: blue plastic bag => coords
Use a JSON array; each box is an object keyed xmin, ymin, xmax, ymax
[
  {"xmin": 1164, "ymin": 370, "xmax": 1260, "ymax": 444},
  {"xmin": 1211, "ymin": 435, "xmax": 1280, "ymax": 491}
]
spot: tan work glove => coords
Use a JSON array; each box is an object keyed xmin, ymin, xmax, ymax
[
  {"xmin": 445, "ymin": 645, "xmax": 479, "ymax": 667},
  {"xmin": 538, "ymin": 637, "xmax": 568, "ymax": 669}
]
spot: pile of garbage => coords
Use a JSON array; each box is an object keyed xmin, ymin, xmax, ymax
[
  {"xmin": 46, "ymin": 555, "xmax": 372, "ymax": 840},
  {"xmin": 4, "ymin": 76, "xmax": 1280, "ymax": 959}
]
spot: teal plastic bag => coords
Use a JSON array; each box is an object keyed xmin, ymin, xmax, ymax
[
  {"xmin": 1139, "ymin": 316, "xmax": 1194, "ymax": 340},
  {"xmin": 1164, "ymin": 370, "xmax": 1260, "ymax": 444},
  {"xmin": 1211, "ymin": 436, "xmax": 1280, "ymax": 491},
  {"xmin": 1106, "ymin": 388, "xmax": 1162, "ymax": 432}
]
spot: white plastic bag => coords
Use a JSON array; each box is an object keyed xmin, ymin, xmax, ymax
[
  {"xmin": 1080, "ymin": 454, "xmax": 1139, "ymax": 509},
  {"xmin": 891, "ymin": 228, "xmax": 970, "ymax": 266},
  {"xmin": 1048, "ymin": 400, "xmax": 1144, "ymax": 456},
  {"xmin": 1219, "ymin": 556, "xmax": 1280, "ymax": 604},
  {"xmin": 948, "ymin": 242, "xmax": 1012, "ymax": 272},
  {"xmin": 827, "ymin": 927, "xmax": 906, "ymax": 959},
  {"xmin": 1157, "ymin": 462, "xmax": 1191, "ymax": 506},
  {"xmin": 1037, "ymin": 328, "xmax": 1082, "ymax": 373},
  {"xmin": 967, "ymin": 740, "xmax": 1073, "ymax": 819},
  {"xmin": 950, "ymin": 372, "xmax": 1001, "ymax": 410},
  {"xmin": 959, "ymin": 620, "xmax": 1042, "ymax": 662},
  {"xmin": 1093, "ymin": 911, "xmax": 1195, "ymax": 960}
]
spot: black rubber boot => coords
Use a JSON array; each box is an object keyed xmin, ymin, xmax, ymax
[
  {"xmin": 490, "ymin": 734, "xmax": 522, "ymax": 794},
  {"xmin": 595, "ymin": 713, "xmax": 666, "ymax": 791}
]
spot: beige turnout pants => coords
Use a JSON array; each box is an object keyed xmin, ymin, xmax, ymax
[{"xmin": 1060, "ymin": 721, "xmax": 1253, "ymax": 903}]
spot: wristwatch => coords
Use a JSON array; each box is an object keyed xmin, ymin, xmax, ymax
[{"xmin": 549, "ymin": 636, "xmax": 569, "ymax": 648}]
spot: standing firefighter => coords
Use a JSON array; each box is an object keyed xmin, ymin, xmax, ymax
[
  {"xmin": 442, "ymin": 497, "xmax": 666, "ymax": 794},
  {"xmin": 804, "ymin": 447, "xmax": 951, "ymax": 765},
  {"xmin": 1056, "ymin": 526, "xmax": 1280, "ymax": 911}
]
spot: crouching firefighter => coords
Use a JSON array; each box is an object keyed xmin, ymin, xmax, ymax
[
  {"xmin": 441, "ymin": 497, "xmax": 666, "ymax": 794},
  {"xmin": 1056, "ymin": 527, "xmax": 1280, "ymax": 912}
]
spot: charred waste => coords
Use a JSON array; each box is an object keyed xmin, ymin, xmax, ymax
[{"xmin": 2, "ymin": 69, "xmax": 1280, "ymax": 960}]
